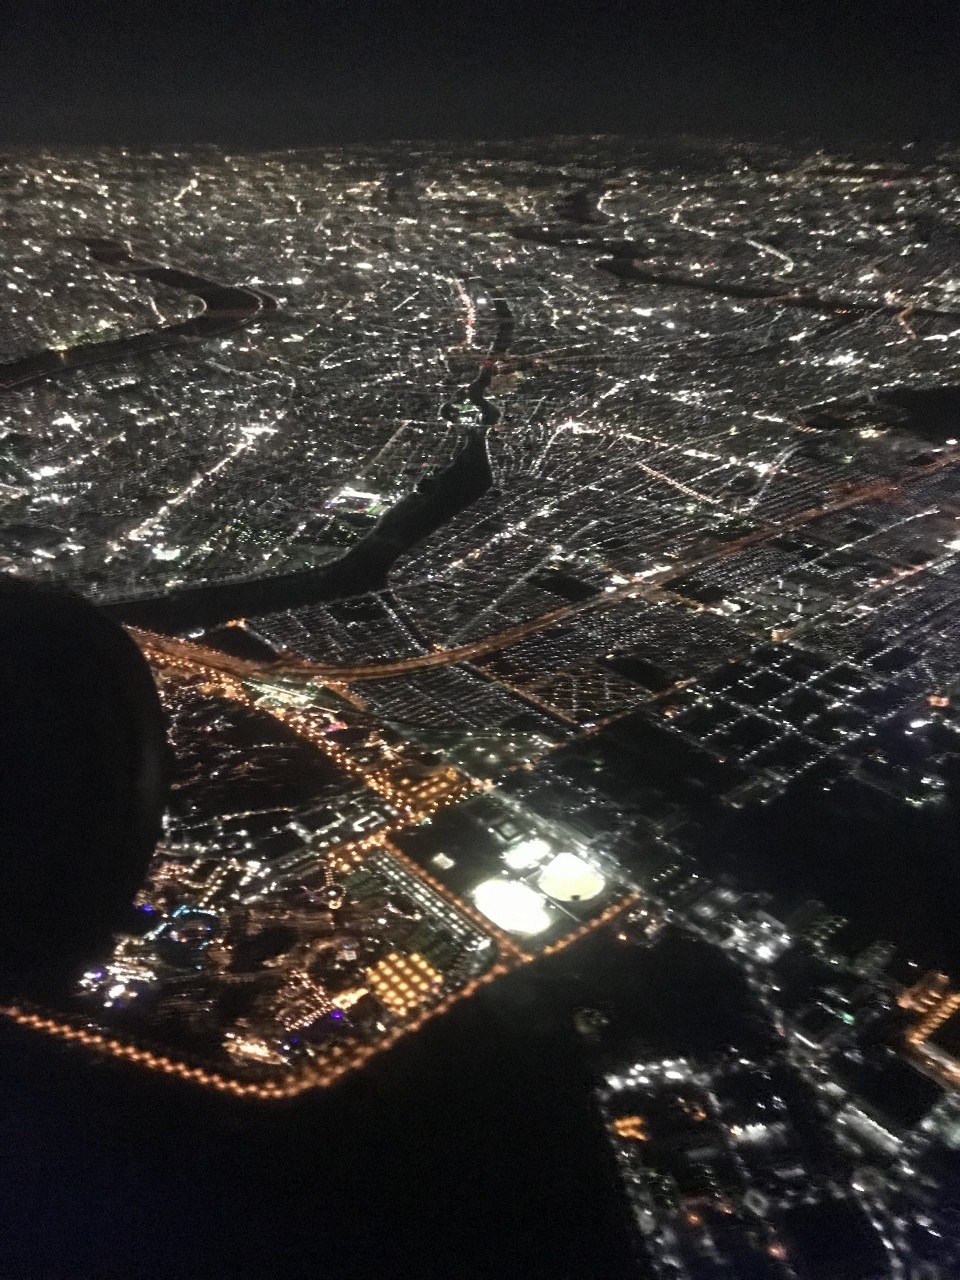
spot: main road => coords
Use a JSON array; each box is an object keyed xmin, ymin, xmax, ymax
[{"xmin": 132, "ymin": 444, "xmax": 960, "ymax": 685}]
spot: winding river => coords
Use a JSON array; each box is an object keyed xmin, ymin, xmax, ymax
[
  {"xmin": 510, "ymin": 224, "xmax": 960, "ymax": 323},
  {"xmin": 103, "ymin": 426, "xmax": 493, "ymax": 632},
  {"xmin": 104, "ymin": 277, "xmax": 513, "ymax": 632},
  {"xmin": 2, "ymin": 246, "xmax": 512, "ymax": 632},
  {"xmin": 0, "ymin": 237, "xmax": 275, "ymax": 392}
]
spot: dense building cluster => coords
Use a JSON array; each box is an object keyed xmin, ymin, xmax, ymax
[
  {"xmin": 3, "ymin": 137, "xmax": 960, "ymax": 1271},
  {"xmin": 69, "ymin": 653, "xmax": 501, "ymax": 1086}
]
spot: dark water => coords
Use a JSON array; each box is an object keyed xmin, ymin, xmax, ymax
[
  {"xmin": 510, "ymin": 216, "xmax": 960, "ymax": 327},
  {"xmin": 0, "ymin": 238, "xmax": 274, "ymax": 392},
  {"xmin": 0, "ymin": 931, "xmax": 772, "ymax": 1279},
  {"xmin": 1, "ymin": 246, "xmax": 503, "ymax": 634},
  {"xmin": 705, "ymin": 775, "xmax": 960, "ymax": 972},
  {"xmin": 113, "ymin": 284, "xmax": 516, "ymax": 638},
  {"xmin": 877, "ymin": 384, "xmax": 960, "ymax": 444},
  {"xmin": 806, "ymin": 383, "xmax": 960, "ymax": 446},
  {"xmin": 594, "ymin": 256, "xmax": 960, "ymax": 322},
  {"xmin": 105, "ymin": 426, "xmax": 493, "ymax": 634},
  {"xmin": 0, "ymin": 937, "xmax": 648, "ymax": 1280}
]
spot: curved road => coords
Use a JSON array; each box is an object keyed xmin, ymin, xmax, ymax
[{"xmin": 0, "ymin": 238, "xmax": 275, "ymax": 392}]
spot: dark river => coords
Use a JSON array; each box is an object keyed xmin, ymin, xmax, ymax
[{"xmin": 0, "ymin": 238, "xmax": 275, "ymax": 392}]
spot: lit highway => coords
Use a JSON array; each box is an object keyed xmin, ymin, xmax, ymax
[
  {"xmin": 4, "ymin": 142, "xmax": 960, "ymax": 1280},
  {"xmin": 135, "ymin": 444, "xmax": 959, "ymax": 686}
]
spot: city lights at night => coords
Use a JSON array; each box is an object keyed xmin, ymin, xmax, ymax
[{"xmin": 2, "ymin": 4, "xmax": 960, "ymax": 1274}]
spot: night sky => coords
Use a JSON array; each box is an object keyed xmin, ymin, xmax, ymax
[{"xmin": 2, "ymin": 0, "xmax": 958, "ymax": 149}]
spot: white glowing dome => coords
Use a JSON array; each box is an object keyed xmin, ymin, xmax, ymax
[
  {"xmin": 473, "ymin": 877, "xmax": 552, "ymax": 935},
  {"xmin": 537, "ymin": 852, "xmax": 606, "ymax": 904}
]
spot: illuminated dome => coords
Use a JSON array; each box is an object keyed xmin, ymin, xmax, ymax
[
  {"xmin": 472, "ymin": 877, "xmax": 552, "ymax": 936},
  {"xmin": 537, "ymin": 852, "xmax": 605, "ymax": 904}
]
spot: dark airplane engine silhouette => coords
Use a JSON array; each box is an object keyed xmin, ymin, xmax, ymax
[{"xmin": 0, "ymin": 579, "xmax": 169, "ymax": 1000}]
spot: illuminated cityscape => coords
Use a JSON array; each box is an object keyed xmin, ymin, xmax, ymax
[{"xmin": 3, "ymin": 135, "xmax": 960, "ymax": 1275}]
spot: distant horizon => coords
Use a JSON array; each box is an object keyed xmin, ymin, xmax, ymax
[
  {"xmin": 4, "ymin": 118, "xmax": 956, "ymax": 153},
  {"xmin": 3, "ymin": 1, "xmax": 958, "ymax": 150},
  {"xmin": 4, "ymin": 131, "xmax": 956, "ymax": 156}
]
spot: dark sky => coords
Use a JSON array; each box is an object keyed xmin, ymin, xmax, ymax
[{"xmin": 2, "ymin": 0, "xmax": 958, "ymax": 148}]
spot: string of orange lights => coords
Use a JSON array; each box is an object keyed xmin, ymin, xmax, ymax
[{"xmin": 0, "ymin": 626, "xmax": 640, "ymax": 1097}]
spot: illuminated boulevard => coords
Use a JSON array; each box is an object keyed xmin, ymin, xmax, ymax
[{"xmin": 138, "ymin": 445, "xmax": 960, "ymax": 686}]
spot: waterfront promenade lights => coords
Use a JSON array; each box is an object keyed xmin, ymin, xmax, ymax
[{"xmin": 0, "ymin": 579, "xmax": 169, "ymax": 1001}]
